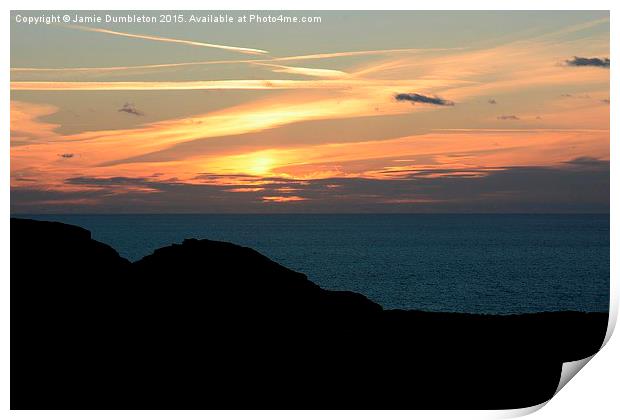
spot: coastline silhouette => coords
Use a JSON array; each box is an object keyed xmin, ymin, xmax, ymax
[{"xmin": 11, "ymin": 217, "xmax": 608, "ymax": 409}]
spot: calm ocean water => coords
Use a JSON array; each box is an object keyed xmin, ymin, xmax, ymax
[{"xmin": 16, "ymin": 214, "xmax": 609, "ymax": 314}]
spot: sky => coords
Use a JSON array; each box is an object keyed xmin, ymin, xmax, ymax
[{"xmin": 10, "ymin": 11, "xmax": 610, "ymax": 213}]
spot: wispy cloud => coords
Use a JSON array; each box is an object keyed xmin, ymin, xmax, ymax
[
  {"xmin": 65, "ymin": 25, "xmax": 268, "ymax": 55},
  {"xmin": 10, "ymin": 80, "xmax": 350, "ymax": 91},
  {"xmin": 561, "ymin": 93, "xmax": 591, "ymax": 99},
  {"xmin": 564, "ymin": 156, "xmax": 608, "ymax": 166},
  {"xmin": 10, "ymin": 59, "xmax": 259, "ymax": 74},
  {"xmin": 262, "ymin": 195, "xmax": 307, "ymax": 202},
  {"xmin": 118, "ymin": 102, "xmax": 144, "ymax": 116},
  {"xmin": 10, "ymin": 48, "xmax": 451, "ymax": 76},
  {"xmin": 497, "ymin": 115, "xmax": 520, "ymax": 120},
  {"xmin": 251, "ymin": 63, "xmax": 349, "ymax": 78},
  {"xmin": 10, "ymin": 101, "xmax": 59, "ymax": 146},
  {"xmin": 10, "ymin": 78, "xmax": 462, "ymax": 93},
  {"xmin": 11, "ymin": 60, "xmax": 347, "ymax": 80},
  {"xmin": 270, "ymin": 47, "xmax": 457, "ymax": 62},
  {"xmin": 565, "ymin": 56, "xmax": 610, "ymax": 68},
  {"xmin": 394, "ymin": 93, "xmax": 455, "ymax": 106}
]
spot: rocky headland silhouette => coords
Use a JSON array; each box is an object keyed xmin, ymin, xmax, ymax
[{"xmin": 11, "ymin": 217, "xmax": 608, "ymax": 409}]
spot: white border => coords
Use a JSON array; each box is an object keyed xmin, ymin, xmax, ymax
[{"xmin": 3, "ymin": 1, "xmax": 617, "ymax": 419}]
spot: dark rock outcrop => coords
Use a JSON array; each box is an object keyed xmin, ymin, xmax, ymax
[{"xmin": 10, "ymin": 218, "xmax": 608, "ymax": 409}]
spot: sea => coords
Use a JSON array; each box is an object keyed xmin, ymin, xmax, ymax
[{"xmin": 15, "ymin": 214, "xmax": 609, "ymax": 314}]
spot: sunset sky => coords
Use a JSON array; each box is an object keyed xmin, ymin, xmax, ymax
[{"xmin": 10, "ymin": 11, "xmax": 609, "ymax": 213}]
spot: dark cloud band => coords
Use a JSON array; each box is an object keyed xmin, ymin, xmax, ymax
[
  {"xmin": 395, "ymin": 93, "xmax": 455, "ymax": 106},
  {"xmin": 565, "ymin": 56, "xmax": 610, "ymax": 68},
  {"xmin": 10, "ymin": 158, "xmax": 609, "ymax": 214}
]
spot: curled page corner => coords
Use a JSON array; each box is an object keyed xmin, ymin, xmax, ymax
[
  {"xmin": 494, "ymin": 337, "xmax": 611, "ymax": 419},
  {"xmin": 550, "ymin": 308, "xmax": 614, "ymax": 399},
  {"xmin": 493, "ymin": 355, "xmax": 598, "ymax": 419},
  {"xmin": 602, "ymin": 300, "xmax": 617, "ymax": 347},
  {"xmin": 554, "ymin": 355, "xmax": 595, "ymax": 396},
  {"xmin": 493, "ymin": 401, "xmax": 548, "ymax": 419},
  {"xmin": 552, "ymin": 308, "xmax": 616, "ymax": 398}
]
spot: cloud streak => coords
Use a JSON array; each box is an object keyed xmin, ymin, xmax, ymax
[
  {"xmin": 394, "ymin": 93, "xmax": 455, "ymax": 106},
  {"xmin": 10, "ymin": 47, "xmax": 454, "ymax": 76},
  {"xmin": 10, "ymin": 80, "xmax": 350, "ymax": 91},
  {"xmin": 251, "ymin": 63, "xmax": 349, "ymax": 78},
  {"xmin": 565, "ymin": 56, "xmax": 610, "ymax": 68},
  {"xmin": 10, "ymin": 161, "xmax": 609, "ymax": 213},
  {"xmin": 10, "ymin": 78, "xmax": 464, "ymax": 93},
  {"xmin": 66, "ymin": 25, "xmax": 268, "ymax": 55},
  {"xmin": 10, "ymin": 59, "xmax": 260, "ymax": 73},
  {"xmin": 269, "ymin": 47, "xmax": 458, "ymax": 62},
  {"xmin": 118, "ymin": 102, "xmax": 144, "ymax": 116}
]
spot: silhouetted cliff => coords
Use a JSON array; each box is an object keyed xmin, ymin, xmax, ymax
[{"xmin": 10, "ymin": 218, "xmax": 608, "ymax": 409}]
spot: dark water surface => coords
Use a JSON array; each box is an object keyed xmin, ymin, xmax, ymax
[{"xmin": 16, "ymin": 214, "xmax": 609, "ymax": 314}]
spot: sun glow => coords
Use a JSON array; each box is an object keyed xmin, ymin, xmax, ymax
[
  {"xmin": 214, "ymin": 151, "xmax": 279, "ymax": 176},
  {"xmin": 248, "ymin": 155, "xmax": 275, "ymax": 175}
]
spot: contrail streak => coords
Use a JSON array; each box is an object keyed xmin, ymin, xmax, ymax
[
  {"xmin": 270, "ymin": 47, "xmax": 459, "ymax": 61},
  {"xmin": 66, "ymin": 25, "xmax": 269, "ymax": 55},
  {"xmin": 250, "ymin": 63, "xmax": 349, "ymax": 78},
  {"xmin": 11, "ymin": 60, "xmax": 348, "ymax": 79},
  {"xmin": 11, "ymin": 59, "xmax": 259, "ymax": 73},
  {"xmin": 11, "ymin": 47, "xmax": 456, "ymax": 74},
  {"xmin": 10, "ymin": 80, "xmax": 353, "ymax": 91}
]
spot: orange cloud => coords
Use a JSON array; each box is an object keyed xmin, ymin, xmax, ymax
[
  {"xmin": 262, "ymin": 196, "xmax": 307, "ymax": 202},
  {"xmin": 10, "ymin": 101, "xmax": 60, "ymax": 146}
]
